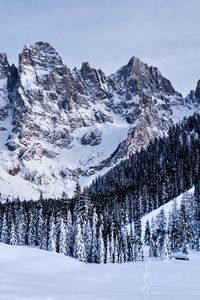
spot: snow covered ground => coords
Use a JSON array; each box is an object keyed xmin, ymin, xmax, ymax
[{"xmin": 0, "ymin": 242, "xmax": 200, "ymax": 300}]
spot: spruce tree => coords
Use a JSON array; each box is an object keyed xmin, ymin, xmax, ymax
[
  {"xmin": 48, "ymin": 214, "xmax": 56, "ymax": 252},
  {"xmin": 1, "ymin": 212, "xmax": 9, "ymax": 244},
  {"xmin": 9, "ymin": 220, "xmax": 17, "ymax": 245},
  {"xmin": 73, "ymin": 218, "xmax": 86, "ymax": 262},
  {"xmin": 144, "ymin": 220, "xmax": 151, "ymax": 245},
  {"xmin": 58, "ymin": 216, "xmax": 67, "ymax": 254}
]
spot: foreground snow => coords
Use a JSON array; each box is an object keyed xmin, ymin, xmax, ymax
[{"xmin": 0, "ymin": 243, "xmax": 200, "ymax": 299}]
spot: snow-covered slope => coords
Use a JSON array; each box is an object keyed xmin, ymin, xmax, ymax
[
  {"xmin": 1, "ymin": 242, "xmax": 200, "ymax": 299},
  {"xmin": 141, "ymin": 188, "xmax": 194, "ymax": 236},
  {"xmin": 0, "ymin": 41, "xmax": 199, "ymax": 199}
]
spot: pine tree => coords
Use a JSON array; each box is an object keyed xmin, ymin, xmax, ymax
[
  {"xmin": 137, "ymin": 240, "xmax": 144, "ymax": 261},
  {"xmin": 91, "ymin": 210, "xmax": 98, "ymax": 263},
  {"xmin": 66, "ymin": 210, "xmax": 73, "ymax": 256},
  {"xmin": 194, "ymin": 179, "xmax": 200, "ymax": 250},
  {"xmin": 109, "ymin": 227, "xmax": 115, "ymax": 263},
  {"xmin": 40, "ymin": 216, "xmax": 48, "ymax": 250},
  {"xmin": 133, "ymin": 209, "xmax": 143, "ymax": 261},
  {"xmin": 1, "ymin": 212, "xmax": 9, "ymax": 244},
  {"xmin": 155, "ymin": 209, "xmax": 166, "ymax": 258},
  {"xmin": 15, "ymin": 205, "xmax": 26, "ymax": 245},
  {"xmin": 168, "ymin": 202, "xmax": 181, "ymax": 253},
  {"xmin": 48, "ymin": 214, "xmax": 56, "ymax": 252},
  {"xmin": 58, "ymin": 216, "xmax": 67, "ymax": 254},
  {"xmin": 36, "ymin": 205, "xmax": 44, "ymax": 246},
  {"xmin": 127, "ymin": 223, "xmax": 134, "ymax": 261},
  {"xmin": 97, "ymin": 225, "xmax": 104, "ymax": 263},
  {"xmin": 9, "ymin": 220, "xmax": 17, "ymax": 245},
  {"xmin": 83, "ymin": 218, "xmax": 92, "ymax": 262},
  {"xmin": 73, "ymin": 218, "xmax": 86, "ymax": 262},
  {"xmin": 144, "ymin": 220, "xmax": 151, "ymax": 245},
  {"xmin": 149, "ymin": 218, "xmax": 157, "ymax": 257},
  {"xmin": 164, "ymin": 235, "xmax": 172, "ymax": 261},
  {"xmin": 28, "ymin": 210, "xmax": 35, "ymax": 246}
]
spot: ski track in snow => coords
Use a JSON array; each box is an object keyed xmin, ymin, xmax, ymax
[{"xmin": 143, "ymin": 259, "xmax": 152, "ymax": 296}]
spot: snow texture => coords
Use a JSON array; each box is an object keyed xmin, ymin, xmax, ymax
[{"xmin": 0, "ymin": 242, "xmax": 200, "ymax": 299}]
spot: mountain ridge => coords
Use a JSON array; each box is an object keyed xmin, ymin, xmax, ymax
[{"xmin": 0, "ymin": 41, "xmax": 199, "ymax": 199}]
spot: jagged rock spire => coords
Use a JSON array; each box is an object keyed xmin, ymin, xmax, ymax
[{"xmin": 19, "ymin": 41, "xmax": 63, "ymax": 69}]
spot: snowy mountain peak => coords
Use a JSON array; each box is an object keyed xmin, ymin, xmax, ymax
[
  {"xmin": 81, "ymin": 61, "xmax": 92, "ymax": 71},
  {"xmin": 112, "ymin": 56, "xmax": 177, "ymax": 97},
  {"xmin": 19, "ymin": 41, "xmax": 63, "ymax": 69}
]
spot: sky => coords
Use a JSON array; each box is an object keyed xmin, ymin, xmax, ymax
[{"xmin": 0, "ymin": 0, "xmax": 199, "ymax": 96}]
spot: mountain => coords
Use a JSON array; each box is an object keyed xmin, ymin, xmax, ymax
[{"xmin": 0, "ymin": 41, "xmax": 199, "ymax": 199}]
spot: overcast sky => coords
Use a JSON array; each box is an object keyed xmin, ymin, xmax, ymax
[{"xmin": 0, "ymin": 0, "xmax": 199, "ymax": 95}]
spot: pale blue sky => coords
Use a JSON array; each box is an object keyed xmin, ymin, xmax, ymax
[{"xmin": 0, "ymin": 0, "xmax": 199, "ymax": 95}]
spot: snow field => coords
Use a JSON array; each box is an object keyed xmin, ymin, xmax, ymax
[{"xmin": 0, "ymin": 242, "xmax": 200, "ymax": 299}]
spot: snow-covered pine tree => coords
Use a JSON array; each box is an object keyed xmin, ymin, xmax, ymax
[
  {"xmin": 91, "ymin": 209, "xmax": 98, "ymax": 263},
  {"xmin": 149, "ymin": 218, "xmax": 157, "ymax": 257},
  {"xmin": 187, "ymin": 192, "xmax": 199, "ymax": 250},
  {"xmin": 180, "ymin": 193, "xmax": 191, "ymax": 245},
  {"xmin": 155, "ymin": 209, "xmax": 166, "ymax": 258},
  {"xmin": 127, "ymin": 223, "xmax": 134, "ymax": 261},
  {"xmin": 48, "ymin": 214, "xmax": 56, "ymax": 252},
  {"xmin": 133, "ymin": 207, "xmax": 143, "ymax": 261},
  {"xmin": 144, "ymin": 220, "xmax": 151, "ymax": 245},
  {"xmin": 9, "ymin": 220, "xmax": 17, "ymax": 245},
  {"xmin": 58, "ymin": 216, "xmax": 67, "ymax": 254},
  {"xmin": 109, "ymin": 226, "xmax": 115, "ymax": 263},
  {"xmin": 28, "ymin": 209, "xmax": 36, "ymax": 246},
  {"xmin": 168, "ymin": 201, "xmax": 182, "ymax": 253},
  {"xmin": 66, "ymin": 210, "xmax": 73, "ymax": 256},
  {"xmin": 1, "ymin": 211, "xmax": 9, "ymax": 244},
  {"xmin": 40, "ymin": 216, "xmax": 48, "ymax": 250},
  {"xmin": 194, "ymin": 178, "xmax": 200, "ymax": 250},
  {"xmin": 83, "ymin": 218, "xmax": 92, "ymax": 262},
  {"xmin": 97, "ymin": 224, "xmax": 104, "ymax": 263},
  {"xmin": 137, "ymin": 240, "xmax": 144, "ymax": 261},
  {"xmin": 164, "ymin": 235, "xmax": 172, "ymax": 261},
  {"xmin": 105, "ymin": 235, "xmax": 111, "ymax": 263},
  {"xmin": 73, "ymin": 216, "xmax": 87, "ymax": 262},
  {"xmin": 35, "ymin": 204, "xmax": 44, "ymax": 246},
  {"xmin": 15, "ymin": 203, "xmax": 26, "ymax": 246}
]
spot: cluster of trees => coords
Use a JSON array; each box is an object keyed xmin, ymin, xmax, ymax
[
  {"xmin": 144, "ymin": 180, "xmax": 200, "ymax": 259},
  {"xmin": 0, "ymin": 188, "xmax": 143, "ymax": 263}
]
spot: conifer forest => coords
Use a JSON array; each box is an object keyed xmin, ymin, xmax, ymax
[{"xmin": 1, "ymin": 113, "xmax": 200, "ymax": 263}]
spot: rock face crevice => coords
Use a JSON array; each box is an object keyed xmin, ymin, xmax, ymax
[{"xmin": 0, "ymin": 41, "xmax": 199, "ymax": 198}]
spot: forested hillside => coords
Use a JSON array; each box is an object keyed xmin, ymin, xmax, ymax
[
  {"xmin": 0, "ymin": 113, "xmax": 200, "ymax": 263},
  {"xmin": 88, "ymin": 113, "xmax": 200, "ymax": 218}
]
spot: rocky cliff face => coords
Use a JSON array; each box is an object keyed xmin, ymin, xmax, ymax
[
  {"xmin": 0, "ymin": 41, "xmax": 199, "ymax": 199},
  {"xmin": 0, "ymin": 53, "xmax": 12, "ymax": 122}
]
